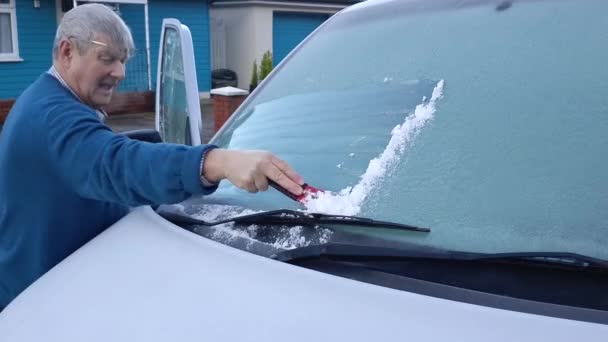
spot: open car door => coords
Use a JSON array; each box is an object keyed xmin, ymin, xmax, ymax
[{"xmin": 155, "ymin": 19, "xmax": 202, "ymax": 145}]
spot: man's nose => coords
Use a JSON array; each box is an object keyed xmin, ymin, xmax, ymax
[{"xmin": 110, "ymin": 61, "xmax": 126, "ymax": 81}]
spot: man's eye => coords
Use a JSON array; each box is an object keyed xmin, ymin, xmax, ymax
[{"xmin": 99, "ymin": 56, "xmax": 115, "ymax": 64}]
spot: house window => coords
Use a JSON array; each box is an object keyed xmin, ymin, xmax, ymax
[{"xmin": 0, "ymin": 0, "xmax": 20, "ymax": 61}]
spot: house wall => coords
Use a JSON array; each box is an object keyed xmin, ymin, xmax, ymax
[
  {"xmin": 117, "ymin": 4, "xmax": 149, "ymax": 92},
  {"xmin": 210, "ymin": 4, "xmax": 340, "ymax": 90},
  {"xmin": 211, "ymin": 6, "xmax": 268, "ymax": 90},
  {"xmin": 149, "ymin": 0, "xmax": 211, "ymax": 93},
  {"xmin": 272, "ymin": 11, "xmax": 329, "ymax": 64},
  {"xmin": 0, "ymin": 0, "xmax": 57, "ymax": 100},
  {"xmin": 0, "ymin": 0, "xmax": 212, "ymax": 100}
]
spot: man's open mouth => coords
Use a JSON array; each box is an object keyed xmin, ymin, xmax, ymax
[{"xmin": 99, "ymin": 83, "xmax": 115, "ymax": 93}]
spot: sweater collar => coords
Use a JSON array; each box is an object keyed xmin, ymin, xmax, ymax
[{"xmin": 47, "ymin": 66, "xmax": 108, "ymax": 121}]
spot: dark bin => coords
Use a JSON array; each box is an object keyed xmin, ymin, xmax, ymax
[{"xmin": 211, "ymin": 69, "xmax": 238, "ymax": 89}]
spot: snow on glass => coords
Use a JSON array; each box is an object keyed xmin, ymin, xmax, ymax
[
  {"xmin": 183, "ymin": 79, "xmax": 444, "ymax": 250},
  {"xmin": 185, "ymin": 204, "xmax": 333, "ymax": 250},
  {"xmin": 303, "ymin": 80, "xmax": 445, "ymax": 216}
]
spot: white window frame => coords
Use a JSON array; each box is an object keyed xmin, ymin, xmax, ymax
[
  {"xmin": 0, "ymin": 0, "xmax": 21, "ymax": 62},
  {"xmin": 155, "ymin": 19, "xmax": 202, "ymax": 145}
]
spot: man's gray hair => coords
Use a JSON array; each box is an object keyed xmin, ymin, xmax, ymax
[{"xmin": 52, "ymin": 3, "xmax": 135, "ymax": 60}]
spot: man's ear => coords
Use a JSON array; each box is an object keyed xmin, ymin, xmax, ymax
[{"xmin": 56, "ymin": 39, "xmax": 75, "ymax": 69}]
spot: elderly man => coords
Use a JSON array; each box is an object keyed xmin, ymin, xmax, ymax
[{"xmin": 0, "ymin": 4, "xmax": 303, "ymax": 311}]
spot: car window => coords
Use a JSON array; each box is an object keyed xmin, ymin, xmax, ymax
[
  {"xmin": 183, "ymin": 0, "xmax": 608, "ymax": 260},
  {"xmin": 156, "ymin": 19, "xmax": 201, "ymax": 145}
]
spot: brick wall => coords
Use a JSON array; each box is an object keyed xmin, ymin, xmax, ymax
[
  {"xmin": 105, "ymin": 91, "xmax": 155, "ymax": 115},
  {"xmin": 0, "ymin": 92, "xmax": 155, "ymax": 125},
  {"xmin": 212, "ymin": 94, "xmax": 247, "ymax": 132},
  {"xmin": 0, "ymin": 100, "xmax": 15, "ymax": 125}
]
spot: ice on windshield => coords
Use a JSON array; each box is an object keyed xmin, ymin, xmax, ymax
[
  {"xmin": 169, "ymin": 80, "xmax": 443, "ymax": 252},
  {"xmin": 172, "ymin": 204, "xmax": 333, "ymax": 252},
  {"xmin": 303, "ymin": 80, "xmax": 445, "ymax": 216}
]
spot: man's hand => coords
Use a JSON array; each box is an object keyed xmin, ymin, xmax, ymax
[{"xmin": 202, "ymin": 149, "xmax": 304, "ymax": 195}]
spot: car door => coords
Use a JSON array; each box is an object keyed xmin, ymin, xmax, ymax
[{"xmin": 155, "ymin": 19, "xmax": 202, "ymax": 145}]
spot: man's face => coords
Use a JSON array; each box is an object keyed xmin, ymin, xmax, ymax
[{"xmin": 65, "ymin": 35, "xmax": 128, "ymax": 108}]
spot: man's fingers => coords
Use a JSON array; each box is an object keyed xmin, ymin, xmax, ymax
[
  {"xmin": 254, "ymin": 173, "xmax": 269, "ymax": 192},
  {"xmin": 265, "ymin": 163, "xmax": 303, "ymax": 196},
  {"xmin": 221, "ymin": 150, "xmax": 304, "ymax": 196},
  {"xmin": 270, "ymin": 155, "xmax": 304, "ymax": 185},
  {"xmin": 245, "ymin": 180, "xmax": 258, "ymax": 193}
]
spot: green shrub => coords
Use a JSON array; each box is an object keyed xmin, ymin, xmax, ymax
[{"xmin": 260, "ymin": 51, "xmax": 273, "ymax": 81}]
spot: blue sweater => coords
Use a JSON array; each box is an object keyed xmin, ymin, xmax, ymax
[{"xmin": 0, "ymin": 73, "xmax": 217, "ymax": 308}]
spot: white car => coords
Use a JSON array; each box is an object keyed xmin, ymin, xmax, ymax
[{"xmin": 2, "ymin": 0, "xmax": 608, "ymax": 340}]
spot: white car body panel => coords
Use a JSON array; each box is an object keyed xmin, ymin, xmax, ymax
[{"xmin": 1, "ymin": 206, "xmax": 606, "ymax": 341}]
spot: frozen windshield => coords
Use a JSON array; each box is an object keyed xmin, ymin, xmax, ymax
[{"xmin": 178, "ymin": 0, "xmax": 608, "ymax": 259}]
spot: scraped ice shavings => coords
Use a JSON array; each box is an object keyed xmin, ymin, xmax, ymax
[
  {"xmin": 172, "ymin": 80, "xmax": 444, "ymax": 250},
  {"xmin": 272, "ymin": 226, "xmax": 308, "ymax": 249},
  {"xmin": 304, "ymin": 80, "xmax": 445, "ymax": 215},
  {"xmin": 188, "ymin": 205, "xmax": 260, "ymax": 243},
  {"xmin": 187, "ymin": 204, "xmax": 332, "ymax": 250}
]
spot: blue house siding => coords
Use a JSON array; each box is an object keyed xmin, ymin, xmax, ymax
[
  {"xmin": 0, "ymin": 0, "xmax": 56, "ymax": 99},
  {"xmin": 0, "ymin": 0, "xmax": 211, "ymax": 99},
  {"xmin": 118, "ymin": 4, "xmax": 149, "ymax": 91},
  {"xmin": 272, "ymin": 12, "xmax": 329, "ymax": 65},
  {"xmin": 149, "ymin": 0, "xmax": 211, "ymax": 92}
]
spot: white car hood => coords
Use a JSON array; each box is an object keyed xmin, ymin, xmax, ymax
[{"xmin": 1, "ymin": 206, "xmax": 606, "ymax": 341}]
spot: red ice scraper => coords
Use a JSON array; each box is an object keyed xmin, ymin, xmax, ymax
[{"xmin": 269, "ymin": 180, "xmax": 324, "ymax": 204}]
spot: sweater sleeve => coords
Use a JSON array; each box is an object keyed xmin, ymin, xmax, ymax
[{"xmin": 44, "ymin": 101, "xmax": 218, "ymax": 206}]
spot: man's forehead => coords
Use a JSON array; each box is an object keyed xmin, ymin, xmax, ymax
[{"xmin": 91, "ymin": 36, "xmax": 130, "ymax": 58}]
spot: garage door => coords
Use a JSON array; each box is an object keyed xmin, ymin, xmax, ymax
[{"xmin": 272, "ymin": 12, "xmax": 329, "ymax": 65}]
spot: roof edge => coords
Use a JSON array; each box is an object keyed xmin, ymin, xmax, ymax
[{"xmin": 210, "ymin": 0, "xmax": 360, "ymax": 9}]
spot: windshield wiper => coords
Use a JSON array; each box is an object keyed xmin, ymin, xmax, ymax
[
  {"xmin": 474, "ymin": 252, "xmax": 608, "ymax": 269},
  {"xmin": 159, "ymin": 209, "xmax": 430, "ymax": 233},
  {"xmin": 271, "ymin": 242, "xmax": 608, "ymax": 269}
]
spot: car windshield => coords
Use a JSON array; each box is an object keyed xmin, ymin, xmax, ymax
[{"xmin": 173, "ymin": 0, "xmax": 608, "ymax": 260}]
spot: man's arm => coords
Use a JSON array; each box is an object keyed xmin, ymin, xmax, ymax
[
  {"xmin": 203, "ymin": 149, "xmax": 304, "ymax": 195},
  {"xmin": 44, "ymin": 102, "xmax": 303, "ymax": 206},
  {"xmin": 44, "ymin": 103, "xmax": 217, "ymax": 206}
]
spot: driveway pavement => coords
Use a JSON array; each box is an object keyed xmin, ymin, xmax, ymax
[{"xmin": 106, "ymin": 100, "xmax": 215, "ymax": 143}]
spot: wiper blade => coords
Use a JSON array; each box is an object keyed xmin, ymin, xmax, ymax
[
  {"xmin": 475, "ymin": 252, "xmax": 608, "ymax": 269},
  {"xmin": 159, "ymin": 209, "xmax": 430, "ymax": 233},
  {"xmin": 271, "ymin": 242, "xmax": 450, "ymax": 262},
  {"xmin": 271, "ymin": 243, "xmax": 608, "ymax": 270}
]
